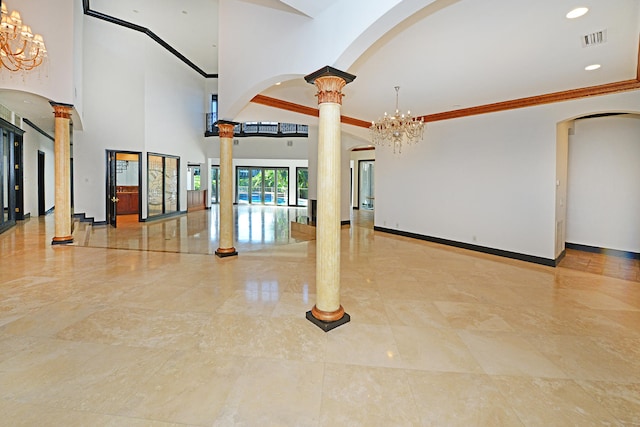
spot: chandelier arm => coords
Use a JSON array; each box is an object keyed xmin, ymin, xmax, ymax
[{"xmin": 13, "ymin": 38, "xmax": 27, "ymax": 56}]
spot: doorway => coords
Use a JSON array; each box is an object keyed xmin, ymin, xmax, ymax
[
  {"xmin": 358, "ymin": 160, "xmax": 375, "ymax": 210},
  {"xmin": 106, "ymin": 150, "xmax": 142, "ymax": 227},
  {"xmin": 211, "ymin": 165, "xmax": 219, "ymax": 204},
  {"xmin": 38, "ymin": 150, "xmax": 45, "ymax": 215}
]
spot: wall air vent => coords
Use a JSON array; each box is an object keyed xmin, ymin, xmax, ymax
[
  {"xmin": 0, "ymin": 104, "xmax": 11, "ymax": 123},
  {"xmin": 582, "ymin": 29, "xmax": 607, "ymax": 47}
]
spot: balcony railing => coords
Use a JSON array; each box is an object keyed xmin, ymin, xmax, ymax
[{"xmin": 205, "ymin": 114, "xmax": 308, "ymax": 138}]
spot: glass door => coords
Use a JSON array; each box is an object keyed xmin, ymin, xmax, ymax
[
  {"xmin": 237, "ymin": 167, "xmax": 250, "ymax": 204},
  {"xmin": 237, "ymin": 166, "xmax": 289, "ymax": 205},
  {"xmin": 276, "ymin": 169, "xmax": 288, "ymax": 206},
  {"xmin": 250, "ymin": 168, "xmax": 263, "ymax": 204},
  {"xmin": 263, "ymin": 168, "xmax": 275, "ymax": 205},
  {"xmin": 211, "ymin": 166, "xmax": 219, "ymax": 203},
  {"xmin": 359, "ymin": 160, "xmax": 375, "ymax": 210},
  {"xmin": 296, "ymin": 168, "xmax": 308, "ymax": 206}
]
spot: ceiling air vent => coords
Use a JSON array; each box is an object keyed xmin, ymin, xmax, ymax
[{"xmin": 582, "ymin": 29, "xmax": 607, "ymax": 47}]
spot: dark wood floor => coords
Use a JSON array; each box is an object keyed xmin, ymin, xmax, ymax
[{"xmin": 559, "ymin": 248, "xmax": 640, "ymax": 282}]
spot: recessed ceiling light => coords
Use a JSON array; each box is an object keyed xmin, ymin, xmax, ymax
[
  {"xmin": 585, "ymin": 64, "xmax": 601, "ymax": 71},
  {"xmin": 566, "ymin": 7, "xmax": 588, "ymax": 19},
  {"xmin": 275, "ymin": 82, "xmax": 281, "ymax": 86}
]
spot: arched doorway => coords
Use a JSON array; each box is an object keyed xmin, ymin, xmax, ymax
[{"xmin": 556, "ymin": 111, "xmax": 640, "ymax": 262}]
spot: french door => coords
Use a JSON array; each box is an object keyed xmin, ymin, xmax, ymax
[{"xmin": 236, "ymin": 167, "xmax": 288, "ymax": 206}]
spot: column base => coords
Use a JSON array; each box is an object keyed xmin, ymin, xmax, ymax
[
  {"xmin": 306, "ymin": 309, "xmax": 350, "ymax": 332},
  {"xmin": 215, "ymin": 247, "xmax": 238, "ymax": 258},
  {"xmin": 51, "ymin": 236, "xmax": 73, "ymax": 245}
]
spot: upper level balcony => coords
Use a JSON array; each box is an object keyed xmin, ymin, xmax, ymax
[{"xmin": 205, "ymin": 114, "xmax": 309, "ymax": 138}]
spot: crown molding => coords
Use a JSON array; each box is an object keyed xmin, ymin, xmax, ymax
[{"xmin": 82, "ymin": 0, "xmax": 217, "ymax": 79}]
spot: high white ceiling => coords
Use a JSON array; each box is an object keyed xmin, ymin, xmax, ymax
[
  {"xmin": 1, "ymin": 0, "xmax": 638, "ymax": 136},
  {"xmin": 260, "ymin": 0, "xmax": 639, "ymax": 123}
]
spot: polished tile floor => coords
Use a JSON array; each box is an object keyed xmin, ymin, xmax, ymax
[{"xmin": 1, "ymin": 206, "xmax": 639, "ymax": 426}]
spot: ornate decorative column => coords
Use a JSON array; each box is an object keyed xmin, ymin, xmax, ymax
[
  {"xmin": 304, "ymin": 66, "xmax": 356, "ymax": 331},
  {"xmin": 50, "ymin": 102, "xmax": 74, "ymax": 245},
  {"xmin": 215, "ymin": 120, "xmax": 238, "ymax": 257}
]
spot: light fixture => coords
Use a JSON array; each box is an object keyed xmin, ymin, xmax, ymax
[
  {"xmin": 0, "ymin": 2, "xmax": 47, "ymax": 72},
  {"xmin": 585, "ymin": 64, "xmax": 601, "ymax": 71},
  {"xmin": 566, "ymin": 7, "xmax": 589, "ymax": 19},
  {"xmin": 370, "ymin": 86, "xmax": 425, "ymax": 153}
]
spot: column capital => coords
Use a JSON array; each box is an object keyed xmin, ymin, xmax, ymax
[
  {"xmin": 305, "ymin": 66, "xmax": 356, "ymax": 105},
  {"xmin": 215, "ymin": 120, "xmax": 239, "ymax": 139},
  {"xmin": 49, "ymin": 102, "xmax": 73, "ymax": 119}
]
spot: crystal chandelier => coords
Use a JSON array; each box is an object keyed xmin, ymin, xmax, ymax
[
  {"xmin": 0, "ymin": 2, "xmax": 47, "ymax": 72},
  {"xmin": 370, "ymin": 86, "xmax": 424, "ymax": 153}
]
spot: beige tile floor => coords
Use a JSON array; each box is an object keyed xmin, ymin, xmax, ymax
[{"xmin": 0, "ymin": 206, "xmax": 639, "ymax": 426}]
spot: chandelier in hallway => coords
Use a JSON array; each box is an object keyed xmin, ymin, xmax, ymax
[
  {"xmin": 0, "ymin": 3, "xmax": 47, "ymax": 72},
  {"xmin": 370, "ymin": 86, "xmax": 424, "ymax": 153}
]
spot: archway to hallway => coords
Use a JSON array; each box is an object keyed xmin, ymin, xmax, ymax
[
  {"xmin": 555, "ymin": 111, "xmax": 640, "ymax": 281},
  {"xmin": 349, "ymin": 146, "xmax": 375, "ymax": 229}
]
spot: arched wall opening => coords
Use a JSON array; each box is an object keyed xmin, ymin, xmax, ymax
[
  {"xmin": 349, "ymin": 146, "xmax": 376, "ymax": 212},
  {"xmin": 556, "ymin": 111, "xmax": 640, "ymax": 260}
]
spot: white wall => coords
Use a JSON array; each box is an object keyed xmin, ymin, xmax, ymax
[
  {"xmin": 22, "ymin": 125, "xmax": 54, "ymax": 216},
  {"xmin": 207, "ymin": 136, "xmax": 309, "ymax": 160},
  {"xmin": 375, "ymin": 90, "xmax": 640, "ymax": 261},
  {"xmin": 566, "ymin": 114, "xmax": 640, "ymax": 253},
  {"xmin": 73, "ymin": 15, "xmax": 208, "ymax": 221}
]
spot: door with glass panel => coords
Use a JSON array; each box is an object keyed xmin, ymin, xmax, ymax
[
  {"xmin": 250, "ymin": 168, "xmax": 263, "ymax": 204},
  {"xmin": 276, "ymin": 169, "xmax": 288, "ymax": 206},
  {"xmin": 263, "ymin": 169, "xmax": 275, "ymax": 205},
  {"xmin": 237, "ymin": 167, "xmax": 250, "ymax": 204},
  {"xmin": 296, "ymin": 168, "xmax": 308, "ymax": 206}
]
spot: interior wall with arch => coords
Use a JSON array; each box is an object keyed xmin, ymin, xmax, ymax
[{"xmin": 565, "ymin": 113, "xmax": 640, "ymax": 253}]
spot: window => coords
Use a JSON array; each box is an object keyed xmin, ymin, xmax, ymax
[
  {"xmin": 211, "ymin": 94, "xmax": 218, "ymax": 124},
  {"xmin": 187, "ymin": 165, "xmax": 201, "ymax": 190}
]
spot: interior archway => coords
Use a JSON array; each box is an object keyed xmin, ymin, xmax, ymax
[{"xmin": 555, "ymin": 111, "xmax": 640, "ymax": 264}]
